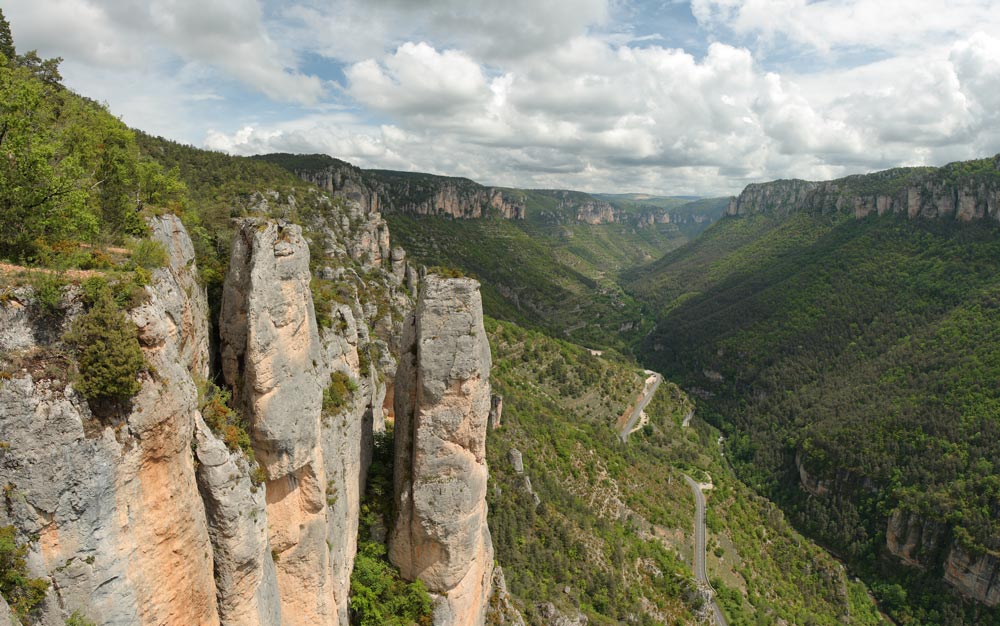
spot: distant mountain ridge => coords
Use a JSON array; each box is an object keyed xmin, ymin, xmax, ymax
[
  {"xmin": 728, "ymin": 155, "xmax": 1000, "ymax": 222},
  {"xmin": 256, "ymin": 153, "xmax": 525, "ymax": 219},
  {"xmin": 256, "ymin": 153, "xmax": 728, "ymax": 228}
]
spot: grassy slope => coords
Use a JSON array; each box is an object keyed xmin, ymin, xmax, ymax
[
  {"xmin": 627, "ymin": 211, "xmax": 1000, "ymax": 625},
  {"xmin": 485, "ymin": 318, "xmax": 885, "ymax": 626}
]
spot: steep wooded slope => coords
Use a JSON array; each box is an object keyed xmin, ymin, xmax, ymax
[{"xmin": 627, "ymin": 157, "xmax": 1000, "ymax": 625}]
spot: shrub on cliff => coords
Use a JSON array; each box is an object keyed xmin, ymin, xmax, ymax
[
  {"xmin": 0, "ymin": 525, "xmax": 49, "ymax": 620},
  {"xmin": 322, "ymin": 370, "xmax": 357, "ymax": 416},
  {"xmin": 64, "ymin": 286, "xmax": 145, "ymax": 415}
]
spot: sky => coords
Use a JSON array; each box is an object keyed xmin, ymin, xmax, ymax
[{"xmin": 5, "ymin": 0, "xmax": 1000, "ymax": 196}]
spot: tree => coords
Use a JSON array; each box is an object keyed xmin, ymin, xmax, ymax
[
  {"xmin": 0, "ymin": 60, "xmax": 93, "ymax": 259},
  {"xmin": 0, "ymin": 525, "xmax": 49, "ymax": 619},
  {"xmin": 64, "ymin": 284, "xmax": 146, "ymax": 416},
  {"xmin": 0, "ymin": 9, "xmax": 14, "ymax": 63}
]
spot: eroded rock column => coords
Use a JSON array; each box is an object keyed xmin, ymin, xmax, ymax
[
  {"xmin": 220, "ymin": 219, "xmax": 336, "ymax": 626},
  {"xmin": 390, "ymin": 275, "xmax": 495, "ymax": 626}
]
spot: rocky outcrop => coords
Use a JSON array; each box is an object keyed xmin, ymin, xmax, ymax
[
  {"xmin": 885, "ymin": 509, "xmax": 946, "ymax": 569},
  {"xmin": 569, "ymin": 197, "xmax": 618, "ymax": 225},
  {"xmin": 795, "ymin": 452, "xmax": 831, "ymax": 497},
  {"xmin": 384, "ymin": 182, "xmax": 524, "ymax": 220},
  {"xmin": 726, "ymin": 156, "xmax": 1000, "ymax": 222},
  {"xmin": 0, "ymin": 215, "xmax": 220, "ymax": 626},
  {"xmin": 944, "ymin": 546, "xmax": 1000, "ymax": 606},
  {"xmin": 535, "ymin": 602, "xmax": 588, "ymax": 626},
  {"xmin": 217, "ymin": 216, "xmax": 403, "ymax": 626},
  {"xmin": 220, "ymin": 219, "xmax": 337, "ymax": 625},
  {"xmin": 194, "ymin": 416, "xmax": 281, "ymax": 626},
  {"xmin": 279, "ymin": 155, "xmax": 525, "ymax": 220},
  {"xmin": 390, "ymin": 275, "xmax": 495, "ymax": 626},
  {"xmin": 507, "ymin": 448, "xmax": 524, "ymax": 473},
  {"xmin": 221, "ymin": 220, "xmax": 324, "ymax": 480},
  {"xmin": 884, "ymin": 509, "xmax": 1000, "ymax": 605},
  {"xmin": 486, "ymin": 566, "xmax": 526, "ymax": 626},
  {"xmin": 488, "ymin": 394, "xmax": 503, "ymax": 430}
]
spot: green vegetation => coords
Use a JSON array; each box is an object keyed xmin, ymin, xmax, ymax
[
  {"xmin": 63, "ymin": 283, "xmax": 146, "ymax": 416},
  {"xmin": 484, "ymin": 318, "xmax": 879, "ymax": 625},
  {"xmin": 0, "ymin": 525, "xmax": 49, "ymax": 621},
  {"xmin": 0, "ymin": 23, "xmax": 187, "ymax": 265},
  {"xmin": 629, "ymin": 208, "xmax": 1000, "ymax": 624},
  {"xmin": 385, "ymin": 212, "xmax": 652, "ymax": 352},
  {"xmin": 350, "ymin": 430, "xmax": 433, "ymax": 626},
  {"xmin": 65, "ymin": 611, "xmax": 97, "ymax": 626},
  {"xmin": 350, "ymin": 542, "xmax": 433, "ymax": 626},
  {"xmin": 198, "ymin": 381, "xmax": 259, "ymax": 471},
  {"xmin": 323, "ymin": 370, "xmax": 358, "ymax": 416}
]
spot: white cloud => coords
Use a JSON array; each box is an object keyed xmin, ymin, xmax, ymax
[
  {"xmin": 209, "ymin": 27, "xmax": 1000, "ymax": 195},
  {"xmin": 6, "ymin": 0, "xmax": 1000, "ymax": 194},
  {"xmin": 690, "ymin": 0, "xmax": 1000, "ymax": 57},
  {"xmin": 280, "ymin": 0, "xmax": 611, "ymax": 64},
  {"xmin": 346, "ymin": 43, "xmax": 490, "ymax": 117},
  {"xmin": 4, "ymin": 0, "xmax": 324, "ymax": 104}
]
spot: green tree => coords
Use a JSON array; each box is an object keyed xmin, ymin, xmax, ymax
[
  {"xmin": 0, "ymin": 525, "xmax": 49, "ymax": 620},
  {"xmin": 0, "ymin": 60, "xmax": 91, "ymax": 259},
  {"xmin": 0, "ymin": 9, "xmax": 14, "ymax": 63},
  {"xmin": 64, "ymin": 284, "xmax": 146, "ymax": 415}
]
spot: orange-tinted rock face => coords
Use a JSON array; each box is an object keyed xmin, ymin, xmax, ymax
[
  {"xmin": 390, "ymin": 276, "xmax": 495, "ymax": 626},
  {"xmin": 0, "ymin": 215, "xmax": 221, "ymax": 626}
]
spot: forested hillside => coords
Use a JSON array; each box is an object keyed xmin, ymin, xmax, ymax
[
  {"xmin": 485, "ymin": 318, "xmax": 885, "ymax": 625},
  {"xmin": 627, "ymin": 165, "xmax": 1000, "ymax": 624}
]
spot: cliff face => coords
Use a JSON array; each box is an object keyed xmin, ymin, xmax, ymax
[
  {"xmin": 293, "ymin": 157, "xmax": 525, "ymax": 220},
  {"xmin": 390, "ymin": 275, "xmax": 495, "ymax": 626},
  {"xmin": 545, "ymin": 190, "xmax": 674, "ymax": 227},
  {"xmin": 220, "ymin": 219, "xmax": 338, "ymax": 625},
  {"xmin": 0, "ymin": 198, "xmax": 415, "ymax": 624},
  {"xmin": 727, "ymin": 156, "xmax": 1000, "ymax": 222},
  {"xmin": 799, "ymin": 455, "xmax": 1000, "ymax": 606},
  {"xmin": 0, "ymin": 215, "xmax": 220, "ymax": 626}
]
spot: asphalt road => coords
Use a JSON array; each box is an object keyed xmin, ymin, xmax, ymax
[
  {"xmin": 683, "ymin": 474, "xmax": 729, "ymax": 626},
  {"xmin": 619, "ymin": 373, "xmax": 662, "ymax": 442}
]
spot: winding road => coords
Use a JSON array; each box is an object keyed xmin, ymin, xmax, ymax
[
  {"xmin": 618, "ymin": 372, "xmax": 662, "ymax": 442},
  {"xmin": 683, "ymin": 474, "xmax": 729, "ymax": 626}
]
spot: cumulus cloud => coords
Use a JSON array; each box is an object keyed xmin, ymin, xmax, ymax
[
  {"xmin": 691, "ymin": 0, "xmax": 1000, "ymax": 57},
  {"xmin": 346, "ymin": 43, "xmax": 490, "ymax": 117},
  {"xmin": 4, "ymin": 0, "xmax": 324, "ymax": 104},
  {"xmin": 281, "ymin": 0, "xmax": 610, "ymax": 63},
  {"xmin": 7, "ymin": 0, "xmax": 1000, "ymax": 194},
  {"xmin": 210, "ymin": 26, "xmax": 1000, "ymax": 194}
]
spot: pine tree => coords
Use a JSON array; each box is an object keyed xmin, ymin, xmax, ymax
[
  {"xmin": 64, "ymin": 284, "xmax": 146, "ymax": 415},
  {"xmin": 0, "ymin": 9, "xmax": 15, "ymax": 63}
]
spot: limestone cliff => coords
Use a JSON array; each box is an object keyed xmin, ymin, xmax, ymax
[
  {"xmin": 543, "ymin": 189, "xmax": 674, "ymax": 227},
  {"xmin": 266, "ymin": 154, "xmax": 525, "ymax": 220},
  {"xmin": 219, "ymin": 218, "xmax": 398, "ymax": 626},
  {"xmin": 727, "ymin": 155, "xmax": 1000, "ymax": 222},
  {"xmin": 390, "ymin": 275, "xmax": 495, "ymax": 626},
  {"xmin": 0, "ymin": 215, "xmax": 219, "ymax": 626},
  {"xmin": 884, "ymin": 509, "xmax": 1000, "ymax": 606},
  {"xmin": 944, "ymin": 546, "xmax": 1000, "ymax": 607}
]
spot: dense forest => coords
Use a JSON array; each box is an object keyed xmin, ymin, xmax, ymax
[{"xmin": 627, "ymin": 207, "xmax": 1000, "ymax": 625}]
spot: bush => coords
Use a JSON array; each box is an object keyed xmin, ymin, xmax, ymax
[
  {"xmin": 350, "ymin": 541, "xmax": 433, "ymax": 626},
  {"xmin": 63, "ymin": 288, "xmax": 145, "ymax": 415},
  {"xmin": 323, "ymin": 370, "xmax": 358, "ymax": 416},
  {"xmin": 200, "ymin": 382, "xmax": 255, "ymax": 461},
  {"xmin": 29, "ymin": 271, "xmax": 66, "ymax": 318},
  {"xmin": 66, "ymin": 611, "xmax": 97, "ymax": 626},
  {"xmin": 0, "ymin": 525, "xmax": 49, "ymax": 620},
  {"xmin": 129, "ymin": 239, "xmax": 168, "ymax": 269}
]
